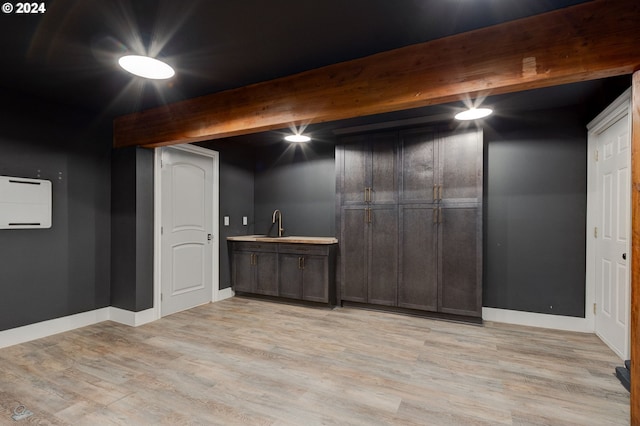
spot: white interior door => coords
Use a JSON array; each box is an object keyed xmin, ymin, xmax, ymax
[
  {"xmin": 161, "ymin": 147, "xmax": 214, "ymax": 316},
  {"xmin": 594, "ymin": 112, "xmax": 631, "ymax": 360}
]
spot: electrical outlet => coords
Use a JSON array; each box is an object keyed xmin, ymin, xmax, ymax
[
  {"xmin": 224, "ymin": 216, "xmax": 230, "ymax": 226},
  {"xmin": 243, "ymin": 216, "xmax": 248, "ymax": 226}
]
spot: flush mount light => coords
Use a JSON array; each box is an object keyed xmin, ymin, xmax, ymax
[
  {"xmin": 118, "ymin": 55, "xmax": 175, "ymax": 80},
  {"xmin": 454, "ymin": 107, "xmax": 493, "ymax": 121},
  {"xmin": 284, "ymin": 134, "xmax": 311, "ymax": 143}
]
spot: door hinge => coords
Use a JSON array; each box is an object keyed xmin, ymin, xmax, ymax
[
  {"xmin": 161, "ymin": 226, "xmax": 163, "ymax": 235},
  {"xmin": 161, "ymin": 293, "xmax": 163, "ymax": 302},
  {"xmin": 594, "ymin": 149, "xmax": 599, "ymax": 162},
  {"xmin": 593, "ymin": 302, "xmax": 596, "ymax": 315},
  {"xmin": 594, "ymin": 227, "xmax": 598, "ymax": 238}
]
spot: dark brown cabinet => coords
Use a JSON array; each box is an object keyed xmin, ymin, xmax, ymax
[
  {"xmin": 340, "ymin": 132, "xmax": 397, "ymax": 206},
  {"xmin": 338, "ymin": 132, "xmax": 398, "ymax": 306},
  {"xmin": 230, "ymin": 241, "xmax": 337, "ymax": 305},
  {"xmin": 399, "ymin": 128, "xmax": 482, "ymax": 204},
  {"xmin": 340, "ymin": 205, "xmax": 398, "ymax": 306},
  {"xmin": 438, "ymin": 207, "xmax": 482, "ymax": 317},
  {"xmin": 398, "ymin": 205, "xmax": 438, "ymax": 311},
  {"xmin": 231, "ymin": 243, "xmax": 278, "ymax": 296},
  {"xmin": 278, "ymin": 244, "xmax": 333, "ymax": 303},
  {"xmin": 337, "ymin": 127, "xmax": 483, "ymax": 319}
]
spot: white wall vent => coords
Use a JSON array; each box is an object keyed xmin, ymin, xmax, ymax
[{"xmin": 0, "ymin": 176, "xmax": 52, "ymax": 229}]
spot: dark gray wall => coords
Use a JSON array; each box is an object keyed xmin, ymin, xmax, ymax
[
  {"xmin": 199, "ymin": 142, "xmax": 256, "ymax": 289},
  {"xmin": 484, "ymin": 108, "xmax": 587, "ymax": 317},
  {"xmin": 0, "ymin": 94, "xmax": 111, "ymax": 331},
  {"xmin": 111, "ymin": 147, "xmax": 155, "ymax": 311},
  {"xmin": 254, "ymin": 142, "xmax": 336, "ymax": 236}
]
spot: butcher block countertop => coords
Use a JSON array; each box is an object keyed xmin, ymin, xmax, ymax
[{"xmin": 227, "ymin": 235, "xmax": 338, "ymax": 244}]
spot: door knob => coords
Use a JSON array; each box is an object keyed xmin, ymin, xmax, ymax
[
  {"xmin": 207, "ymin": 234, "xmax": 212, "ymax": 241},
  {"xmin": 623, "ymin": 253, "xmax": 627, "ymax": 260}
]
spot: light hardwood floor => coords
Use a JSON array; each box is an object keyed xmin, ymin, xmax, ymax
[{"xmin": 0, "ymin": 297, "xmax": 630, "ymax": 425}]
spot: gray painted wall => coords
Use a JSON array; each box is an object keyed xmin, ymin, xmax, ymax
[
  {"xmin": 484, "ymin": 108, "xmax": 587, "ymax": 317},
  {"xmin": 111, "ymin": 147, "xmax": 155, "ymax": 311},
  {"xmin": 254, "ymin": 142, "xmax": 336, "ymax": 237},
  {"xmin": 199, "ymin": 142, "xmax": 256, "ymax": 289},
  {"xmin": 0, "ymin": 94, "xmax": 111, "ymax": 331}
]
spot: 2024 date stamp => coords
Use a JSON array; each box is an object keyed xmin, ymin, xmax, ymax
[{"xmin": 2, "ymin": 2, "xmax": 46, "ymax": 14}]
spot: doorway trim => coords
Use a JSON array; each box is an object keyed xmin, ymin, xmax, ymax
[
  {"xmin": 586, "ymin": 87, "xmax": 632, "ymax": 358},
  {"xmin": 153, "ymin": 144, "xmax": 221, "ymax": 320}
]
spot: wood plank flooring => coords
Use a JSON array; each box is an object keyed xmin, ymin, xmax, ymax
[{"xmin": 0, "ymin": 297, "xmax": 630, "ymax": 425}]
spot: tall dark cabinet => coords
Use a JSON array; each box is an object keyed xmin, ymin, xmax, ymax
[
  {"xmin": 336, "ymin": 127, "xmax": 483, "ymax": 319},
  {"xmin": 338, "ymin": 132, "xmax": 398, "ymax": 306}
]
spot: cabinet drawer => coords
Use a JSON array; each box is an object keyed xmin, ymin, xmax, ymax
[
  {"xmin": 231, "ymin": 242, "xmax": 275, "ymax": 253},
  {"xmin": 277, "ymin": 243, "xmax": 330, "ymax": 256}
]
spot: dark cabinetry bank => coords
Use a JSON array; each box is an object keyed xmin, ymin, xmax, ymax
[{"xmin": 336, "ymin": 127, "xmax": 483, "ymax": 319}]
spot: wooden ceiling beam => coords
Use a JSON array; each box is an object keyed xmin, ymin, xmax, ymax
[{"xmin": 113, "ymin": 0, "xmax": 640, "ymax": 148}]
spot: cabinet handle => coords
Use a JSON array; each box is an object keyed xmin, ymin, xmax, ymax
[
  {"xmin": 301, "ymin": 257, "xmax": 305, "ymax": 269},
  {"xmin": 433, "ymin": 208, "xmax": 438, "ymax": 224},
  {"xmin": 433, "ymin": 185, "xmax": 437, "ymax": 201},
  {"xmin": 364, "ymin": 187, "xmax": 372, "ymax": 202},
  {"xmin": 368, "ymin": 208, "xmax": 372, "ymax": 224},
  {"xmin": 438, "ymin": 185, "xmax": 443, "ymax": 201}
]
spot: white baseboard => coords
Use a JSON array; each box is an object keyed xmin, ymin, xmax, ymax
[
  {"xmin": 109, "ymin": 307, "xmax": 158, "ymax": 327},
  {"xmin": 0, "ymin": 308, "xmax": 110, "ymax": 349},
  {"xmin": 216, "ymin": 287, "xmax": 234, "ymax": 302},
  {"xmin": 482, "ymin": 307, "xmax": 593, "ymax": 333},
  {"xmin": 0, "ymin": 307, "xmax": 156, "ymax": 349},
  {"xmin": 0, "ymin": 294, "xmax": 238, "ymax": 349}
]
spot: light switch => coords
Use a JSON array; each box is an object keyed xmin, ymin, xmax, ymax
[
  {"xmin": 224, "ymin": 216, "xmax": 230, "ymax": 226},
  {"xmin": 243, "ymin": 216, "xmax": 248, "ymax": 226}
]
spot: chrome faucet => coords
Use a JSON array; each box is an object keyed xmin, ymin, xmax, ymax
[{"xmin": 272, "ymin": 209, "xmax": 284, "ymax": 237}]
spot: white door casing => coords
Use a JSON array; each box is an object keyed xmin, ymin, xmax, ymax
[
  {"xmin": 587, "ymin": 88, "xmax": 631, "ymax": 360},
  {"xmin": 160, "ymin": 146, "xmax": 218, "ymax": 317}
]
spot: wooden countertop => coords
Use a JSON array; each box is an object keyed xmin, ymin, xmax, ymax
[{"xmin": 227, "ymin": 235, "xmax": 338, "ymax": 244}]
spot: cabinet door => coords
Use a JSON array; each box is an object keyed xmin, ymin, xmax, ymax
[
  {"xmin": 398, "ymin": 205, "xmax": 438, "ymax": 311},
  {"xmin": 370, "ymin": 133, "xmax": 397, "ymax": 204},
  {"xmin": 399, "ymin": 130, "xmax": 436, "ymax": 203},
  {"xmin": 255, "ymin": 252, "xmax": 278, "ymax": 296},
  {"xmin": 439, "ymin": 129, "xmax": 483, "ymax": 204},
  {"xmin": 302, "ymin": 256, "xmax": 328, "ymax": 303},
  {"xmin": 341, "ymin": 137, "xmax": 369, "ymax": 205},
  {"xmin": 438, "ymin": 207, "xmax": 482, "ymax": 317},
  {"xmin": 279, "ymin": 254, "xmax": 302, "ymax": 299},
  {"xmin": 341, "ymin": 207, "xmax": 368, "ymax": 302},
  {"xmin": 368, "ymin": 206, "xmax": 398, "ymax": 306},
  {"xmin": 232, "ymin": 251, "xmax": 254, "ymax": 293}
]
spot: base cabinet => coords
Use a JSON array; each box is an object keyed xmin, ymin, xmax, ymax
[
  {"xmin": 231, "ymin": 241, "xmax": 336, "ymax": 305},
  {"xmin": 438, "ymin": 207, "xmax": 482, "ymax": 317},
  {"xmin": 398, "ymin": 205, "xmax": 438, "ymax": 311},
  {"xmin": 340, "ymin": 206, "xmax": 398, "ymax": 306},
  {"xmin": 231, "ymin": 243, "xmax": 278, "ymax": 296}
]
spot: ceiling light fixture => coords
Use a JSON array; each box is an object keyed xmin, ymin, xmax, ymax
[
  {"xmin": 118, "ymin": 55, "xmax": 175, "ymax": 80},
  {"xmin": 284, "ymin": 134, "xmax": 311, "ymax": 143},
  {"xmin": 454, "ymin": 107, "xmax": 493, "ymax": 121}
]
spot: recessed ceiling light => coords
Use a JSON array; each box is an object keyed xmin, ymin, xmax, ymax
[
  {"xmin": 454, "ymin": 107, "xmax": 493, "ymax": 121},
  {"xmin": 284, "ymin": 134, "xmax": 311, "ymax": 143},
  {"xmin": 118, "ymin": 55, "xmax": 175, "ymax": 80}
]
